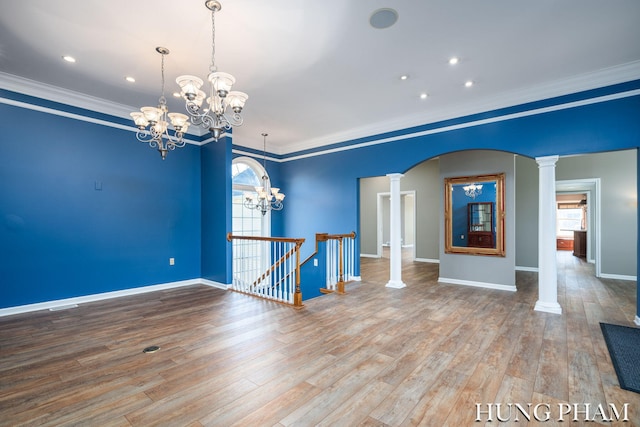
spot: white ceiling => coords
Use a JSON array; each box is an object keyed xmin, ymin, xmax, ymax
[{"xmin": 1, "ymin": 0, "xmax": 639, "ymax": 154}]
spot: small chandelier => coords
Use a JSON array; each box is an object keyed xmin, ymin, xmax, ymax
[
  {"xmin": 244, "ymin": 133, "xmax": 285, "ymax": 215},
  {"xmin": 463, "ymin": 183, "xmax": 483, "ymax": 198},
  {"xmin": 175, "ymin": 0, "xmax": 248, "ymax": 142},
  {"xmin": 130, "ymin": 47, "xmax": 189, "ymax": 160}
]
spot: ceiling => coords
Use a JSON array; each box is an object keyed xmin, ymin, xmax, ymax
[{"xmin": 1, "ymin": 0, "xmax": 639, "ymax": 154}]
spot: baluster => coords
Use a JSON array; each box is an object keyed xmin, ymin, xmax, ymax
[{"xmin": 288, "ymin": 243, "xmax": 293, "ymax": 303}]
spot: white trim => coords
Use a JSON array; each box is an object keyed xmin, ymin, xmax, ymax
[
  {"xmin": 277, "ymin": 89, "xmax": 640, "ymax": 161},
  {"xmin": 556, "ymin": 178, "xmax": 601, "ymax": 277},
  {"xmin": 0, "ymin": 278, "xmax": 226, "ymax": 317},
  {"xmin": 277, "ymin": 61, "xmax": 640, "ymax": 156},
  {"xmin": 635, "ymin": 316, "xmax": 640, "ymax": 326},
  {"xmin": 360, "ymin": 253, "xmax": 380, "ymax": 258},
  {"xmin": 438, "ymin": 277, "xmax": 517, "ymax": 292},
  {"xmin": 415, "ymin": 258, "xmax": 440, "ymax": 264},
  {"xmin": 516, "ymin": 266, "xmax": 539, "ymax": 272},
  {"xmin": 232, "ymin": 148, "xmax": 279, "ymax": 163},
  {"xmin": 0, "ymin": 96, "xmax": 203, "ymax": 146},
  {"xmin": 534, "ymin": 300, "xmax": 563, "ymax": 315},
  {"xmin": 200, "ymin": 279, "xmax": 232, "ymax": 289},
  {"xmin": 599, "ymin": 273, "xmax": 638, "ymax": 281},
  {"xmin": 3, "ymin": 64, "xmax": 640, "ymax": 158},
  {"xmin": 385, "ymin": 280, "xmax": 407, "ymax": 289}
]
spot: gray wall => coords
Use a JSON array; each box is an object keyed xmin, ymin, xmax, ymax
[
  {"xmin": 361, "ymin": 149, "xmax": 637, "ymax": 279},
  {"xmin": 439, "ymin": 151, "xmax": 516, "ymax": 287},
  {"xmin": 359, "ymin": 176, "xmax": 387, "ymax": 255},
  {"xmin": 557, "ymin": 151, "xmax": 636, "ymax": 277},
  {"xmin": 515, "ymin": 156, "xmax": 539, "ymax": 268},
  {"xmin": 515, "ymin": 150, "xmax": 637, "ymax": 277},
  {"xmin": 359, "ymin": 159, "xmax": 440, "ymax": 259}
]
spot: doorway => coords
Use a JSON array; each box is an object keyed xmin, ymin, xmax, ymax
[
  {"xmin": 376, "ymin": 191, "xmax": 416, "ymax": 260},
  {"xmin": 556, "ymin": 179, "xmax": 600, "ymax": 277}
]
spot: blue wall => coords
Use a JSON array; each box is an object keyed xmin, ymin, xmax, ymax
[
  {"xmin": 0, "ymin": 103, "xmax": 202, "ymax": 309},
  {"xmin": 278, "ymin": 85, "xmax": 640, "ymax": 281},
  {"xmin": 202, "ymin": 136, "xmax": 232, "ymax": 284},
  {"xmin": 2, "ymin": 80, "xmax": 639, "ymax": 312}
]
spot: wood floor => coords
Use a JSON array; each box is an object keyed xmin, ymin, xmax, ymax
[{"xmin": 1, "ymin": 251, "xmax": 638, "ymax": 426}]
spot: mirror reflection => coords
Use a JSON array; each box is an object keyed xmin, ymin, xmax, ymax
[{"xmin": 445, "ymin": 173, "xmax": 505, "ymax": 256}]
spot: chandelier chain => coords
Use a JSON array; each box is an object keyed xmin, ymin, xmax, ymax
[
  {"xmin": 210, "ymin": 8, "xmax": 217, "ymax": 72},
  {"xmin": 160, "ymin": 51, "xmax": 166, "ymax": 105}
]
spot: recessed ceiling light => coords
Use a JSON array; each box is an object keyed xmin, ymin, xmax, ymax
[
  {"xmin": 420, "ymin": 93, "xmax": 428, "ymax": 99},
  {"xmin": 172, "ymin": 92, "xmax": 181, "ymax": 98},
  {"xmin": 62, "ymin": 55, "xmax": 76, "ymax": 63},
  {"xmin": 125, "ymin": 76, "xmax": 136, "ymax": 83},
  {"xmin": 465, "ymin": 80, "xmax": 474, "ymax": 88},
  {"xmin": 400, "ymin": 75, "xmax": 409, "ymax": 81},
  {"xmin": 449, "ymin": 57, "xmax": 459, "ymax": 65},
  {"xmin": 369, "ymin": 8, "xmax": 398, "ymax": 29}
]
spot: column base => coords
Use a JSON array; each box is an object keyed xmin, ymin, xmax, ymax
[
  {"xmin": 385, "ymin": 280, "xmax": 406, "ymax": 289},
  {"xmin": 534, "ymin": 300, "xmax": 562, "ymax": 315}
]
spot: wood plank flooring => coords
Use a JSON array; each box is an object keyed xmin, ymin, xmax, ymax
[{"xmin": 1, "ymin": 251, "xmax": 638, "ymax": 426}]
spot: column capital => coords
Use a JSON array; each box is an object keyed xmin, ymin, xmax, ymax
[
  {"xmin": 386, "ymin": 173, "xmax": 404, "ymax": 181},
  {"xmin": 535, "ymin": 155, "xmax": 559, "ymax": 168}
]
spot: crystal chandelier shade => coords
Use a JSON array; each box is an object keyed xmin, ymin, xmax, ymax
[
  {"xmin": 463, "ymin": 183, "xmax": 483, "ymax": 199},
  {"xmin": 176, "ymin": 0, "xmax": 248, "ymax": 141},
  {"xmin": 244, "ymin": 133, "xmax": 285, "ymax": 215},
  {"xmin": 130, "ymin": 47, "xmax": 189, "ymax": 160}
]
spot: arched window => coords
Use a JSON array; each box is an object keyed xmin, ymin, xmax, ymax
[{"xmin": 232, "ymin": 157, "xmax": 270, "ymax": 237}]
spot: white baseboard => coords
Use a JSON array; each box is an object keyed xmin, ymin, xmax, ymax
[
  {"xmin": 415, "ymin": 258, "xmax": 439, "ymax": 264},
  {"xmin": 438, "ymin": 277, "xmax": 517, "ymax": 292},
  {"xmin": 200, "ymin": 279, "xmax": 232, "ymax": 289},
  {"xmin": 360, "ymin": 253, "xmax": 380, "ymax": 258},
  {"xmin": 0, "ymin": 278, "xmax": 227, "ymax": 317},
  {"xmin": 599, "ymin": 273, "xmax": 637, "ymax": 281},
  {"xmin": 516, "ymin": 266, "xmax": 539, "ymax": 272}
]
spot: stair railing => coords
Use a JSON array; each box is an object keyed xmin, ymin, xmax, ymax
[
  {"xmin": 227, "ymin": 233, "xmax": 305, "ymax": 308},
  {"xmin": 318, "ymin": 231, "xmax": 357, "ymax": 294}
]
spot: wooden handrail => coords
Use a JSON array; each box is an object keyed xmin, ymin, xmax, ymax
[
  {"xmin": 317, "ymin": 231, "xmax": 357, "ymax": 241},
  {"xmin": 302, "ymin": 231, "xmax": 357, "ymax": 266},
  {"xmin": 227, "ymin": 233, "xmax": 305, "ymax": 245}
]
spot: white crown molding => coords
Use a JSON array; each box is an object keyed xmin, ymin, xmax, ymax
[
  {"xmin": 3, "ymin": 61, "xmax": 640, "ymax": 156},
  {"xmin": 0, "ymin": 71, "xmax": 208, "ymax": 138},
  {"xmin": 277, "ymin": 61, "xmax": 640, "ymax": 156}
]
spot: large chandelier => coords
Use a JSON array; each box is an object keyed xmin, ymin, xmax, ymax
[
  {"xmin": 130, "ymin": 47, "xmax": 189, "ymax": 160},
  {"xmin": 175, "ymin": 0, "xmax": 248, "ymax": 142},
  {"xmin": 244, "ymin": 133, "xmax": 285, "ymax": 215}
]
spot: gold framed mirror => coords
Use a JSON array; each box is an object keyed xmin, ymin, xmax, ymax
[{"xmin": 444, "ymin": 173, "xmax": 505, "ymax": 256}]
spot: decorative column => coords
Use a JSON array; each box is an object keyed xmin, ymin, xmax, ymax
[
  {"xmin": 535, "ymin": 156, "xmax": 562, "ymax": 314},
  {"xmin": 386, "ymin": 173, "xmax": 406, "ymax": 288}
]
